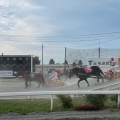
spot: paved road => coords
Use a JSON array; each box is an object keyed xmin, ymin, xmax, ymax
[{"xmin": 0, "ymin": 110, "xmax": 120, "ymax": 120}]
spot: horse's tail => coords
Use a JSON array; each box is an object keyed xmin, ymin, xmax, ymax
[
  {"xmin": 96, "ymin": 67, "xmax": 104, "ymax": 76},
  {"xmin": 100, "ymin": 69, "xmax": 104, "ymax": 76},
  {"xmin": 91, "ymin": 66, "xmax": 105, "ymax": 76}
]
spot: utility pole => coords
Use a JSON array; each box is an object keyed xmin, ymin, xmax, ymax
[
  {"xmin": 42, "ymin": 44, "xmax": 43, "ymax": 75},
  {"xmin": 98, "ymin": 40, "xmax": 100, "ymax": 58},
  {"xmin": 64, "ymin": 47, "xmax": 66, "ymax": 70}
]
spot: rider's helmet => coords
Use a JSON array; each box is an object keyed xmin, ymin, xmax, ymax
[{"xmin": 111, "ymin": 57, "xmax": 114, "ymax": 61}]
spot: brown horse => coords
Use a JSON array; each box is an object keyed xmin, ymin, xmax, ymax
[
  {"xmin": 24, "ymin": 72, "xmax": 45, "ymax": 88},
  {"xmin": 15, "ymin": 71, "xmax": 27, "ymax": 78},
  {"xmin": 16, "ymin": 71, "xmax": 45, "ymax": 88}
]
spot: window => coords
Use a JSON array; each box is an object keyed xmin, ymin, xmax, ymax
[
  {"xmin": 19, "ymin": 58, "xmax": 22, "ymax": 60},
  {"xmin": 98, "ymin": 62, "xmax": 101, "ymax": 65},
  {"xmin": 102, "ymin": 62, "xmax": 105, "ymax": 65},
  {"xmin": 106, "ymin": 62, "xmax": 109, "ymax": 65},
  {"xmin": 13, "ymin": 58, "xmax": 16, "ymax": 60}
]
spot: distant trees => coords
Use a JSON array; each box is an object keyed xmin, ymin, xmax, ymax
[
  {"xmin": 78, "ymin": 60, "xmax": 82, "ymax": 66},
  {"xmin": 49, "ymin": 59, "xmax": 55, "ymax": 64},
  {"xmin": 34, "ymin": 56, "xmax": 41, "ymax": 64},
  {"xmin": 72, "ymin": 62, "xmax": 76, "ymax": 66},
  {"xmin": 72, "ymin": 60, "xmax": 83, "ymax": 67}
]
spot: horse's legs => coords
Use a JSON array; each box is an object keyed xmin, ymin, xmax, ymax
[
  {"xmin": 97, "ymin": 76, "xmax": 99, "ymax": 83},
  {"xmin": 85, "ymin": 78, "xmax": 89, "ymax": 87},
  {"xmin": 29, "ymin": 80, "xmax": 31, "ymax": 86},
  {"xmin": 78, "ymin": 79, "xmax": 81, "ymax": 87},
  {"xmin": 25, "ymin": 80, "xmax": 28, "ymax": 88},
  {"xmin": 78, "ymin": 77, "xmax": 89, "ymax": 87},
  {"xmin": 38, "ymin": 82, "xmax": 41, "ymax": 88},
  {"xmin": 42, "ymin": 80, "xmax": 46, "ymax": 87},
  {"xmin": 101, "ymin": 76, "xmax": 104, "ymax": 83}
]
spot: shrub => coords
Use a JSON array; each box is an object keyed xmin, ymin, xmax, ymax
[
  {"xmin": 57, "ymin": 95, "xmax": 73, "ymax": 109},
  {"xmin": 86, "ymin": 94, "xmax": 107, "ymax": 108},
  {"xmin": 75, "ymin": 104, "xmax": 99, "ymax": 111},
  {"xmin": 110, "ymin": 95, "xmax": 118, "ymax": 103}
]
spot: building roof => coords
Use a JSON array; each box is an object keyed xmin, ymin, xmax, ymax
[{"xmin": 0, "ymin": 55, "xmax": 32, "ymax": 57}]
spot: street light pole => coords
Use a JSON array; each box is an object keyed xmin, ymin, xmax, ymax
[{"xmin": 98, "ymin": 40, "xmax": 100, "ymax": 58}]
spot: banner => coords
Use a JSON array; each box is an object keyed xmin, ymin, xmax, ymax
[{"xmin": 0, "ymin": 71, "xmax": 13, "ymax": 77}]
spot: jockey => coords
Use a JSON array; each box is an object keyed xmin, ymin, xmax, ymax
[
  {"xmin": 110, "ymin": 57, "xmax": 116, "ymax": 73},
  {"xmin": 85, "ymin": 66, "xmax": 93, "ymax": 73},
  {"xmin": 54, "ymin": 71, "xmax": 58, "ymax": 77}
]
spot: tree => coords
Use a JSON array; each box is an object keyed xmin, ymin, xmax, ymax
[
  {"xmin": 78, "ymin": 60, "xmax": 82, "ymax": 66},
  {"xmin": 72, "ymin": 62, "xmax": 76, "ymax": 66},
  {"xmin": 49, "ymin": 59, "xmax": 55, "ymax": 64},
  {"xmin": 34, "ymin": 56, "xmax": 41, "ymax": 64}
]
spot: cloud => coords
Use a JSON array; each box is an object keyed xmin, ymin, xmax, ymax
[
  {"xmin": 0, "ymin": 0, "xmax": 54, "ymax": 36},
  {"xmin": 0, "ymin": 0, "xmax": 120, "ymax": 63}
]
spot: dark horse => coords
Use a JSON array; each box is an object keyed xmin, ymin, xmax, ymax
[
  {"xmin": 69, "ymin": 66, "xmax": 104, "ymax": 87},
  {"xmin": 16, "ymin": 71, "xmax": 45, "ymax": 88}
]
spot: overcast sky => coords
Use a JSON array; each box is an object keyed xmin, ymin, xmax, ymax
[{"xmin": 1, "ymin": 0, "xmax": 120, "ymax": 64}]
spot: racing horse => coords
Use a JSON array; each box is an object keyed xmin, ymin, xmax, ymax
[
  {"xmin": 15, "ymin": 71, "xmax": 27, "ymax": 78},
  {"xmin": 16, "ymin": 71, "xmax": 45, "ymax": 88},
  {"xmin": 69, "ymin": 66, "xmax": 105, "ymax": 87}
]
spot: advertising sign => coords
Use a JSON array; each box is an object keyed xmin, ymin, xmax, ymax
[{"xmin": 0, "ymin": 71, "xmax": 13, "ymax": 77}]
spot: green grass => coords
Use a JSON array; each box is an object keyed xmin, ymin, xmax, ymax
[
  {"xmin": 0, "ymin": 96, "xmax": 118, "ymax": 115},
  {"xmin": 0, "ymin": 99, "xmax": 51, "ymax": 115}
]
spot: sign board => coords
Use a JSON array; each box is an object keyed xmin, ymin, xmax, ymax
[{"xmin": 0, "ymin": 71, "xmax": 13, "ymax": 77}]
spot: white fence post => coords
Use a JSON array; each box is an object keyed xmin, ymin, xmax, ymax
[
  {"xmin": 117, "ymin": 94, "xmax": 120, "ymax": 108},
  {"xmin": 51, "ymin": 94, "xmax": 53, "ymax": 111}
]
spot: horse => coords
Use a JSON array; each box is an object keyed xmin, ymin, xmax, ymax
[
  {"xmin": 15, "ymin": 71, "xmax": 27, "ymax": 78},
  {"xmin": 15, "ymin": 71, "xmax": 45, "ymax": 88},
  {"xmin": 69, "ymin": 66, "xmax": 104, "ymax": 87},
  {"xmin": 24, "ymin": 72, "xmax": 45, "ymax": 88}
]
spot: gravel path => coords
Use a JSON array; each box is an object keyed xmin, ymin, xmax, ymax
[{"xmin": 0, "ymin": 110, "xmax": 120, "ymax": 120}]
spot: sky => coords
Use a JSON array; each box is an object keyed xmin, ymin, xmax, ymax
[{"xmin": 1, "ymin": 0, "xmax": 120, "ymax": 64}]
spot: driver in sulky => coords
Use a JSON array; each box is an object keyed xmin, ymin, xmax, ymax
[{"xmin": 110, "ymin": 57, "xmax": 116, "ymax": 74}]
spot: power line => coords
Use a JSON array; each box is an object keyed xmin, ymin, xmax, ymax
[
  {"xmin": 0, "ymin": 31, "xmax": 120, "ymax": 41},
  {"xmin": 0, "ymin": 31, "xmax": 120, "ymax": 38}
]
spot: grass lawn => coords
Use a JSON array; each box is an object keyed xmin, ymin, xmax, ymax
[{"xmin": 0, "ymin": 95, "xmax": 118, "ymax": 115}]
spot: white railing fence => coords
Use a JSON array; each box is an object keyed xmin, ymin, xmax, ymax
[{"xmin": 0, "ymin": 90, "xmax": 120, "ymax": 110}]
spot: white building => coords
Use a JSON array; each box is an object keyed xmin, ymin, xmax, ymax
[{"xmin": 88, "ymin": 58, "xmax": 118, "ymax": 67}]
